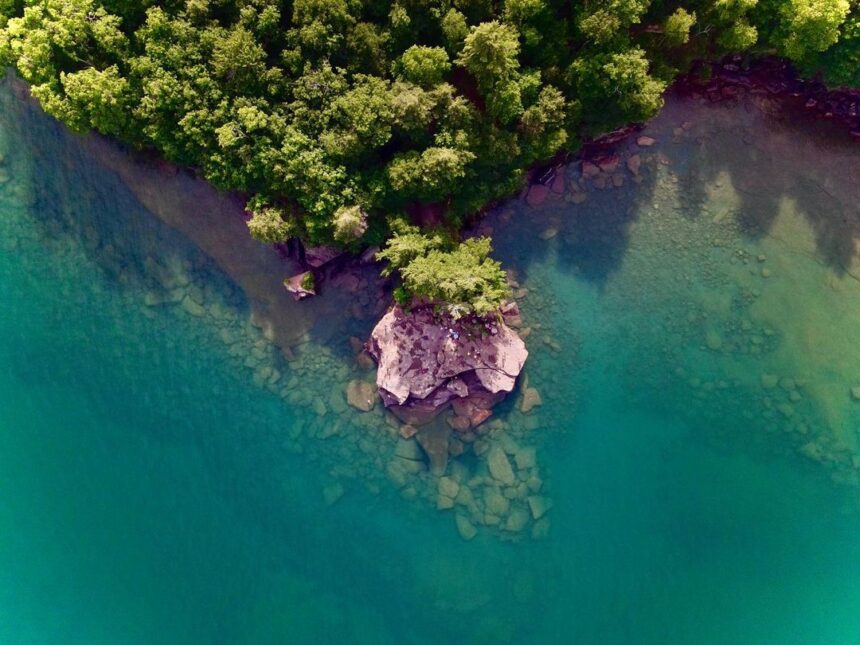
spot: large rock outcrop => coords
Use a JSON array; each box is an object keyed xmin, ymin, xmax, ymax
[{"xmin": 366, "ymin": 305, "xmax": 528, "ymax": 426}]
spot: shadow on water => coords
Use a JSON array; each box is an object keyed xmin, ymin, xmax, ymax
[
  {"xmin": 486, "ymin": 85, "xmax": 860, "ymax": 294},
  {"xmin": 664, "ymin": 88, "xmax": 860, "ymax": 275}
]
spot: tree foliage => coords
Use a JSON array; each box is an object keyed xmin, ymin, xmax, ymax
[
  {"xmin": 0, "ymin": 0, "xmax": 857, "ymax": 308},
  {"xmin": 379, "ymin": 231, "xmax": 509, "ymax": 317}
]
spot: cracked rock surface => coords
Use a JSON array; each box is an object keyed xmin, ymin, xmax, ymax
[{"xmin": 367, "ymin": 305, "xmax": 528, "ymax": 424}]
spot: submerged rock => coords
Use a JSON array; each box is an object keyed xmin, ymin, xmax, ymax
[
  {"xmin": 346, "ymin": 379, "xmax": 376, "ymax": 411},
  {"xmin": 455, "ymin": 514, "xmax": 478, "ymax": 541},
  {"xmin": 487, "ymin": 447, "xmax": 516, "ymax": 486},
  {"xmin": 416, "ymin": 423, "xmax": 450, "ymax": 475},
  {"xmin": 366, "ymin": 305, "xmax": 528, "ymax": 425}
]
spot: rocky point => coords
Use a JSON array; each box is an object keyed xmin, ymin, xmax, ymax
[{"xmin": 366, "ymin": 304, "xmax": 528, "ymax": 427}]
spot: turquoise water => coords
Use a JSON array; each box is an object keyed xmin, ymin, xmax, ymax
[{"xmin": 2, "ymin": 79, "xmax": 860, "ymax": 643}]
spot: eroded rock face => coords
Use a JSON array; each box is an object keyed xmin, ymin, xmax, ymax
[{"xmin": 366, "ymin": 305, "xmax": 528, "ymax": 425}]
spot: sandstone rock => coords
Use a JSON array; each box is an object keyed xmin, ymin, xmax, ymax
[
  {"xmin": 367, "ymin": 305, "xmax": 528, "ymax": 424},
  {"xmin": 399, "ymin": 424, "xmax": 418, "ymax": 439},
  {"xmin": 550, "ymin": 172, "xmax": 565, "ymax": 194},
  {"xmin": 581, "ymin": 161, "xmax": 600, "ymax": 178},
  {"xmin": 531, "ymin": 517, "xmax": 551, "ymax": 539},
  {"xmin": 416, "ymin": 424, "xmax": 450, "ymax": 475},
  {"xmin": 346, "ymin": 380, "xmax": 376, "ymax": 411},
  {"xmin": 437, "ymin": 495, "xmax": 455, "ymax": 510},
  {"xmin": 284, "ymin": 271, "xmax": 315, "ymax": 300},
  {"xmin": 596, "ymin": 154, "xmax": 620, "ymax": 172},
  {"xmin": 323, "ymin": 482, "xmax": 345, "ymax": 506},
  {"xmin": 394, "ymin": 438, "xmax": 423, "ymax": 461},
  {"xmin": 515, "ymin": 446, "xmax": 537, "ymax": 470},
  {"xmin": 304, "ymin": 245, "xmax": 342, "ymax": 268},
  {"xmin": 627, "ymin": 154, "xmax": 642, "ymax": 175},
  {"xmin": 455, "ymin": 514, "xmax": 478, "ymax": 541},
  {"xmin": 760, "ymin": 373, "xmax": 779, "ymax": 389},
  {"xmin": 520, "ymin": 387, "xmax": 542, "ymax": 413},
  {"xmin": 447, "ymin": 415, "xmax": 471, "ymax": 432},
  {"xmin": 705, "ymin": 330, "xmax": 723, "ymax": 350},
  {"xmin": 484, "ymin": 486, "xmax": 510, "ymax": 516},
  {"xmin": 356, "ymin": 351, "xmax": 376, "ymax": 370},
  {"xmin": 313, "ymin": 399, "xmax": 328, "ymax": 416},
  {"xmin": 487, "ymin": 447, "xmax": 516, "ymax": 486},
  {"xmin": 637, "ymin": 136, "xmax": 656, "ymax": 146},
  {"xmin": 438, "ymin": 476, "xmax": 460, "ymax": 499},
  {"xmin": 527, "ymin": 495, "xmax": 552, "ymax": 520},
  {"xmin": 504, "ymin": 506, "xmax": 530, "ymax": 532},
  {"xmin": 526, "ymin": 184, "xmax": 549, "ymax": 205},
  {"xmin": 181, "ymin": 295, "xmax": 206, "ymax": 317}
]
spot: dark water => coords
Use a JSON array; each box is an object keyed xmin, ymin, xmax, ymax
[{"xmin": 2, "ymin": 80, "xmax": 860, "ymax": 643}]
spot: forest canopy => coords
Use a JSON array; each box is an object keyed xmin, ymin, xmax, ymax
[{"xmin": 0, "ymin": 0, "xmax": 857, "ymax": 312}]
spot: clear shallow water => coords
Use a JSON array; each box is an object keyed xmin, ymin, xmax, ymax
[{"xmin": 2, "ymin": 80, "xmax": 860, "ymax": 643}]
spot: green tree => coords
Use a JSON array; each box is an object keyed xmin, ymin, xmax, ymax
[
  {"xmin": 397, "ymin": 46, "xmax": 451, "ymax": 87},
  {"xmin": 382, "ymin": 235, "xmax": 510, "ymax": 317},
  {"xmin": 665, "ymin": 8, "xmax": 696, "ymax": 46},
  {"xmin": 776, "ymin": 0, "xmax": 850, "ymax": 60},
  {"xmin": 456, "ymin": 21, "xmax": 520, "ymax": 92},
  {"xmin": 571, "ymin": 48, "xmax": 665, "ymax": 130}
]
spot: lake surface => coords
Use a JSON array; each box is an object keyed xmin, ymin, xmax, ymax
[{"xmin": 2, "ymin": 78, "xmax": 860, "ymax": 643}]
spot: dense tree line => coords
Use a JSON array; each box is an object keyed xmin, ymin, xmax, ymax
[{"xmin": 0, "ymin": 0, "xmax": 856, "ymax": 314}]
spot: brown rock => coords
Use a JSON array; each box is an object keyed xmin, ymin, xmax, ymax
[
  {"xmin": 596, "ymin": 154, "xmax": 620, "ymax": 173},
  {"xmin": 356, "ymin": 351, "xmax": 376, "ymax": 370},
  {"xmin": 627, "ymin": 154, "xmax": 641, "ymax": 175},
  {"xmin": 637, "ymin": 136, "xmax": 656, "ymax": 146},
  {"xmin": 581, "ymin": 161, "xmax": 600, "ymax": 178},
  {"xmin": 550, "ymin": 172, "xmax": 565, "ymax": 194},
  {"xmin": 526, "ymin": 184, "xmax": 549, "ymax": 205},
  {"xmin": 399, "ymin": 424, "xmax": 418, "ymax": 439},
  {"xmin": 447, "ymin": 415, "xmax": 472, "ymax": 432},
  {"xmin": 469, "ymin": 407, "xmax": 492, "ymax": 429}
]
